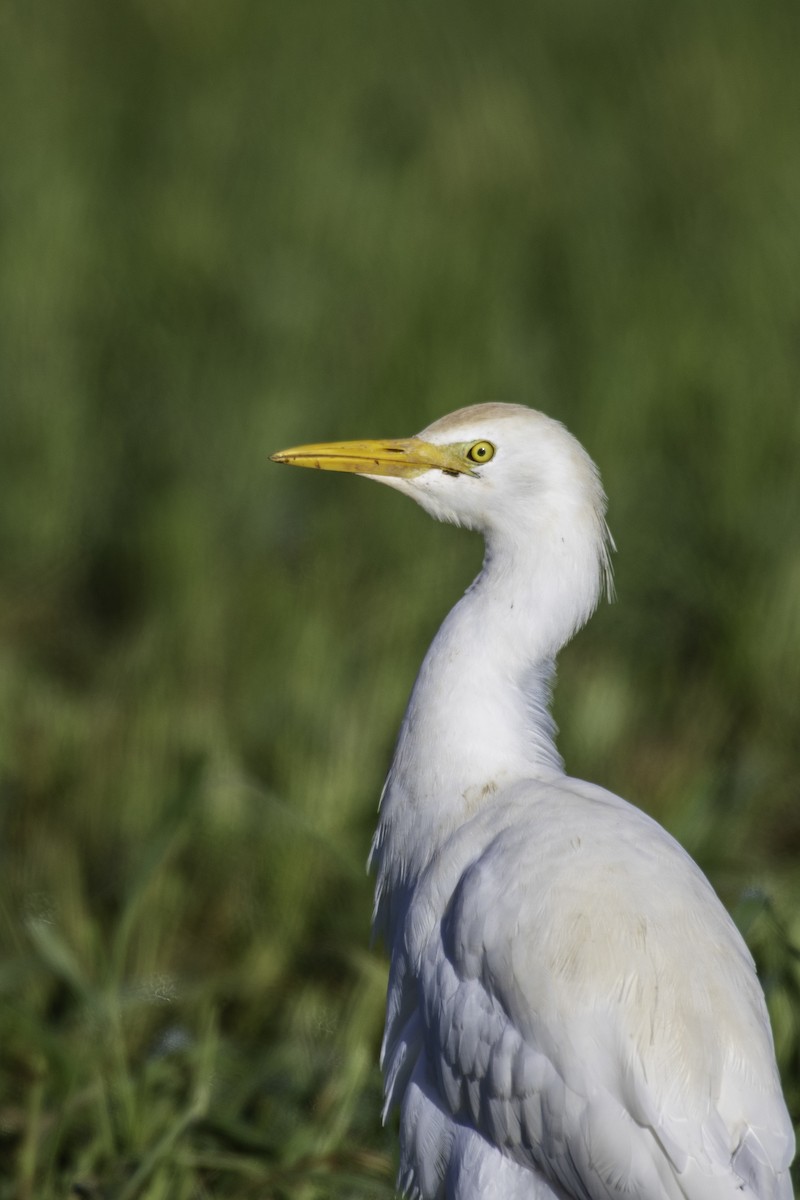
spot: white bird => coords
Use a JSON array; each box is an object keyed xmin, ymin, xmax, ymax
[{"xmin": 272, "ymin": 403, "xmax": 795, "ymax": 1200}]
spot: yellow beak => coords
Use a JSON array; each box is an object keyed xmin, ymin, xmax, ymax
[{"xmin": 270, "ymin": 436, "xmax": 473, "ymax": 479}]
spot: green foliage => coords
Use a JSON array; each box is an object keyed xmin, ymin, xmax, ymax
[{"xmin": 0, "ymin": 0, "xmax": 798, "ymax": 1194}]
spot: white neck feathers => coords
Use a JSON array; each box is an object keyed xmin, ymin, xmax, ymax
[{"xmin": 371, "ymin": 486, "xmax": 611, "ymax": 937}]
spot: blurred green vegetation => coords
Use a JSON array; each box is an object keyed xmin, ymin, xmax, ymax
[{"xmin": 1, "ymin": 0, "xmax": 799, "ymax": 1195}]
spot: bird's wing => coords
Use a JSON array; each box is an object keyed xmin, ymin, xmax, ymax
[{"xmin": 390, "ymin": 781, "xmax": 795, "ymax": 1200}]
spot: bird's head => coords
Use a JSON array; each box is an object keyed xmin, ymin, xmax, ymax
[{"xmin": 272, "ymin": 402, "xmax": 614, "ymax": 603}]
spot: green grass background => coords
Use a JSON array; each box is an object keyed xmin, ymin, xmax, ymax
[{"xmin": 1, "ymin": 0, "xmax": 799, "ymax": 1195}]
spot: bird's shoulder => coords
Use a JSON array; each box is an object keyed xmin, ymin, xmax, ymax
[{"xmin": 406, "ymin": 773, "xmax": 739, "ymax": 974}]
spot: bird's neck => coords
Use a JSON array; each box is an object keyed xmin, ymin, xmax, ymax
[{"xmin": 371, "ymin": 519, "xmax": 604, "ymax": 939}]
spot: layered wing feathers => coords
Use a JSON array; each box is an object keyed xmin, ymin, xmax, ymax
[{"xmin": 383, "ymin": 779, "xmax": 795, "ymax": 1200}]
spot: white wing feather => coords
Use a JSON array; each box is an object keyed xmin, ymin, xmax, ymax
[{"xmin": 383, "ymin": 777, "xmax": 795, "ymax": 1200}]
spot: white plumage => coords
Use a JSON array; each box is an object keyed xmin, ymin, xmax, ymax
[{"xmin": 272, "ymin": 403, "xmax": 795, "ymax": 1200}]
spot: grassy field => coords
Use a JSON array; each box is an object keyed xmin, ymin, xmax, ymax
[{"xmin": 1, "ymin": 0, "xmax": 799, "ymax": 1195}]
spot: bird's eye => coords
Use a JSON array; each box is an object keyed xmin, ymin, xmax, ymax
[{"xmin": 467, "ymin": 440, "xmax": 495, "ymax": 464}]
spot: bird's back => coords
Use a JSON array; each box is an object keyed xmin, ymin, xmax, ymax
[{"xmin": 383, "ymin": 775, "xmax": 795, "ymax": 1200}]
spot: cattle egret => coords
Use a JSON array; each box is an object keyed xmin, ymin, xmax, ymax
[{"xmin": 272, "ymin": 403, "xmax": 795, "ymax": 1200}]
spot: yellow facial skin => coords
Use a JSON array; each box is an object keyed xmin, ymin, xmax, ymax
[{"xmin": 271, "ymin": 437, "xmax": 488, "ymax": 479}]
